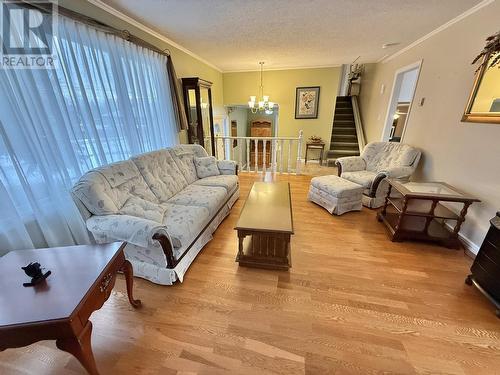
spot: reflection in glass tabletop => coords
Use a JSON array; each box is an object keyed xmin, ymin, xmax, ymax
[{"xmin": 401, "ymin": 182, "xmax": 463, "ymax": 196}]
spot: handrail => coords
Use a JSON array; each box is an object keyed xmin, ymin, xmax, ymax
[
  {"xmin": 351, "ymin": 95, "xmax": 366, "ymax": 152},
  {"xmin": 212, "ymin": 130, "xmax": 304, "ymax": 174}
]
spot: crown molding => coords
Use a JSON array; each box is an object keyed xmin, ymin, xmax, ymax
[
  {"xmin": 85, "ymin": 0, "xmax": 222, "ymax": 72},
  {"xmin": 379, "ymin": 0, "xmax": 495, "ymax": 63},
  {"xmin": 223, "ymin": 64, "xmax": 341, "ymax": 74}
]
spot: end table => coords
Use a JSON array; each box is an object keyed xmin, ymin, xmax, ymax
[
  {"xmin": 0, "ymin": 242, "xmax": 141, "ymax": 374},
  {"xmin": 377, "ymin": 180, "xmax": 480, "ymax": 249},
  {"xmin": 305, "ymin": 142, "xmax": 325, "ymax": 165}
]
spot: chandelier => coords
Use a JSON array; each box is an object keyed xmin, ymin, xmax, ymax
[{"xmin": 248, "ymin": 62, "xmax": 274, "ymax": 114}]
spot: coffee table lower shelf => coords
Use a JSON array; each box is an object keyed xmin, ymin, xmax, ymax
[
  {"xmin": 236, "ymin": 231, "xmax": 291, "ymax": 270},
  {"xmin": 377, "ymin": 211, "xmax": 460, "ymax": 249}
]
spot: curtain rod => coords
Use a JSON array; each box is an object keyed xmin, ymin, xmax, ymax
[{"xmin": 22, "ymin": 1, "xmax": 171, "ymax": 57}]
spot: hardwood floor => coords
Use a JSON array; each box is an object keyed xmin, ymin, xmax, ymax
[{"xmin": 1, "ymin": 173, "xmax": 499, "ymax": 374}]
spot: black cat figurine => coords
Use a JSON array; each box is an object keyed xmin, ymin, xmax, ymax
[{"xmin": 22, "ymin": 262, "xmax": 51, "ymax": 287}]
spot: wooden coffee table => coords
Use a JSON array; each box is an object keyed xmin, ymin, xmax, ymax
[
  {"xmin": 0, "ymin": 242, "xmax": 140, "ymax": 375},
  {"xmin": 235, "ymin": 182, "xmax": 294, "ymax": 270}
]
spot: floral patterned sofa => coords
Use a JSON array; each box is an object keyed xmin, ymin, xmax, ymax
[
  {"xmin": 335, "ymin": 142, "xmax": 421, "ymax": 208},
  {"xmin": 71, "ymin": 144, "xmax": 239, "ymax": 285}
]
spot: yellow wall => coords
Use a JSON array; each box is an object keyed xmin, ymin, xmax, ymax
[
  {"xmin": 358, "ymin": 0, "xmax": 500, "ymax": 251},
  {"xmin": 223, "ymin": 67, "xmax": 341, "ymax": 157},
  {"xmin": 59, "ymin": 0, "xmax": 224, "ymax": 143}
]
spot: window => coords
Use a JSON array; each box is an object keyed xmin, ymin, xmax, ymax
[{"xmin": 0, "ymin": 15, "xmax": 178, "ymax": 253}]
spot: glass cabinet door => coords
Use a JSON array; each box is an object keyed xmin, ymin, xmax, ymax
[
  {"xmin": 186, "ymin": 89, "xmax": 199, "ymax": 144},
  {"xmin": 182, "ymin": 78, "xmax": 215, "ymax": 155},
  {"xmin": 200, "ymin": 87, "xmax": 213, "ymax": 155}
]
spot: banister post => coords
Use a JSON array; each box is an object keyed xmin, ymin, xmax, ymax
[{"xmin": 296, "ymin": 130, "xmax": 304, "ymax": 175}]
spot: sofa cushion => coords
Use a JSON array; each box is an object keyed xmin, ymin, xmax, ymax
[
  {"xmin": 120, "ymin": 196, "xmax": 166, "ymax": 223},
  {"xmin": 169, "ymin": 148, "xmax": 198, "ymax": 184},
  {"xmin": 161, "ymin": 203, "xmax": 211, "ymax": 252},
  {"xmin": 132, "ymin": 149, "xmax": 188, "ymax": 202},
  {"xmin": 176, "ymin": 144, "xmax": 209, "ymax": 158},
  {"xmin": 167, "ymin": 184, "xmax": 227, "ymax": 215},
  {"xmin": 362, "ymin": 142, "xmax": 419, "ymax": 171},
  {"xmin": 217, "ymin": 160, "xmax": 237, "ymax": 175},
  {"xmin": 194, "ymin": 156, "xmax": 220, "ymax": 179},
  {"xmin": 341, "ymin": 170, "xmax": 378, "ymax": 189},
  {"xmin": 72, "ymin": 160, "xmax": 157, "ymax": 215},
  {"xmin": 97, "ymin": 160, "xmax": 157, "ymax": 207},
  {"xmin": 72, "ymin": 171, "xmax": 119, "ymax": 215},
  {"xmin": 192, "ymin": 175, "xmax": 238, "ymax": 193}
]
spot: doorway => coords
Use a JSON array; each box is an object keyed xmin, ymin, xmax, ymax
[
  {"xmin": 381, "ymin": 61, "xmax": 422, "ymax": 142},
  {"xmin": 225, "ymin": 105, "xmax": 279, "ymax": 169}
]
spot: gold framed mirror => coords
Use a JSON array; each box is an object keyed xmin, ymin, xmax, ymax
[{"xmin": 462, "ymin": 52, "xmax": 500, "ymax": 124}]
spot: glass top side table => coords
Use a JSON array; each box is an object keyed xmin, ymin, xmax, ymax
[{"xmin": 377, "ymin": 180, "xmax": 481, "ymax": 249}]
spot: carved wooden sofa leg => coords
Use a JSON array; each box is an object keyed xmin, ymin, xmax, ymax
[{"xmin": 152, "ymin": 233, "xmax": 177, "ymax": 269}]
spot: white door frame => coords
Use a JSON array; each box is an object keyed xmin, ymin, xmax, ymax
[{"xmin": 381, "ymin": 60, "xmax": 423, "ymax": 142}]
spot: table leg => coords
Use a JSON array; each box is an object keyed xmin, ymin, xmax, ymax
[
  {"xmin": 380, "ymin": 184, "xmax": 393, "ymax": 219},
  {"xmin": 120, "ymin": 259, "xmax": 142, "ymax": 308},
  {"xmin": 56, "ymin": 321, "xmax": 99, "ymax": 375},
  {"xmin": 393, "ymin": 197, "xmax": 408, "ymax": 241},
  {"xmin": 453, "ymin": 202, "xmax": 472, "ymax": 237}
]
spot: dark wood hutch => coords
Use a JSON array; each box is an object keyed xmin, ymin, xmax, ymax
[{"xmin": 181, "ymin": 77, "xmax": 215, "ymax": 156}]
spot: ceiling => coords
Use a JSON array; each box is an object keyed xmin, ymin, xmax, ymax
[{"xmin": 100, "ymin": 0, "xmax": 484, "ymax": 72}]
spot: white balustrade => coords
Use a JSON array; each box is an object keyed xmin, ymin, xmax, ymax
[{"xmin": 211, "ymin": 130, "xmax": 304, "ymax": 174}]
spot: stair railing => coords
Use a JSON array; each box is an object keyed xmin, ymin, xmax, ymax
[
  {"xmin": 351, "ymin": 95, "xmax": 366, "ymax": 153},
  {"xmin": 212, "ymin": 130, "xmax": 304, "ymax": 174}
]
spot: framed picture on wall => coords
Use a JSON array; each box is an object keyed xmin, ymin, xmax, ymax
[{"xmin": 295, "ymin": 86, "xmax": 320, "ymax": 119}]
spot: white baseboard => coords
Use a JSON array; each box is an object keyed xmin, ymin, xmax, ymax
[{"xmin": 444, "ymin": 222, "xmax": 479, "ymax": 258}]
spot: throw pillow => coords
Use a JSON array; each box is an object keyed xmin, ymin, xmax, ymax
[{"xmin": 194, "ymin": 156, "xmax": 220, "ymax": 179}]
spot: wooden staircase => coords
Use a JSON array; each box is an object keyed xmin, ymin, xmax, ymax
[{"xmin": 327, "ymin": 96, "xmax": 360, "ymax": 163}]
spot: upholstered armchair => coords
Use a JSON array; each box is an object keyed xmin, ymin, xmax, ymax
[{"xmin": 335, "ymin": 142, "xmax": 421, "ymax": 208}]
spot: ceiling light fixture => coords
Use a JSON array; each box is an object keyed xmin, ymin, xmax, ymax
[{"xmin": 248, "ymin": 62, "xmax": 274, "ymax": 114}]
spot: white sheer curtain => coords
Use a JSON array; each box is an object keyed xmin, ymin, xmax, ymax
[{"xmin": 0, "ymin": 15, "xmax": 179, "ymax": 255}]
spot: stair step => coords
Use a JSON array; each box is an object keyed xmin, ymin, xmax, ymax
[
  {"xmin": 334, "ymin": 117, "xmax": 354, "ymax": 123},
  {"xmin": 331, "ymin": 141, "xmax": 359, "ymax": 148},
  {"xmin": 336, "ymin": 96, "xmax": 351, "ymax": 102},
  {"xmin": 329, "ymin": 95, "xmax": 360, "ymax": 162},
  {"xmin": 333, "ymin": 128, "xmax": 356, "ymax": 135},
  {"xmin": 327, "ymin": 149, "xmax": 360, "ymax": 157},
  {"xmin": 333, "ymin": 113, "xmax": 354, "ymax": 121},
  {"xmin": 332, "ymin": 133, "xmax": 357, "ymax": 139},
  {"xmin": 335, "ymin": 104, "xmax": 352, "ymax": 110}
]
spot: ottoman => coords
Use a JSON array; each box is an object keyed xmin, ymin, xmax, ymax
[{"xmin": 308, "ymin": 175, "xmax": 363, "ymax": 215}]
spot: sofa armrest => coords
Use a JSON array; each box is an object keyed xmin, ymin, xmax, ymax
[
  {"xmin": 335, "ymin": 156, "xmax": 366, "ymax": 176},
  {"xmin": 368, "ymin": 168, "xmax": 413, "ymax": 197},
  {"xmin": 217, "ymin": 160, "xmax": 238, "ymax": 175},
  {"xmin": 86, "ymin": 215, "xmax": 178, "ymax": 268},
  {"xmin": 380, "ymin": 166, "xmax": 415, "ymax": 179}
]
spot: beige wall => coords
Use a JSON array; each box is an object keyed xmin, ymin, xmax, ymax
[
  {"xmin": 59, "ymin": 0, "xmax": 224, "ymax": 143},
  {"xmin": 223, "ymin": 67, "xmax": 341, "ymax": 158},
  {"xmin": 359, "ymin": 1, "xmax": 500, "ymax": 251}
]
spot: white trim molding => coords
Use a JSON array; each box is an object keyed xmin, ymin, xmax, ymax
[
  {"xmin": 444, "ymin": 222, "xmax": 480, "ymax": 258},
  {"xmin": 380, "ymin": 60, "xmax": 423, "ymax": 142},
  {"xmin": 223, "ymin": 64, "xmax": 341, "ymax": 74},
  {"xmin": 380, "ymin": 0, "xmax": 495, "ymax": 63},
  {"xmin": 85, "ymin": 0, "xmax": 222, "ymax": 72}
]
